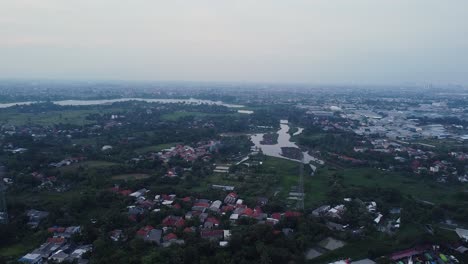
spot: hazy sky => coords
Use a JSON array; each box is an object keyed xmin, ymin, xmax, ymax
[{"xmin": 1, "ymin": 0, "xmax": 467, "ymax": 84}]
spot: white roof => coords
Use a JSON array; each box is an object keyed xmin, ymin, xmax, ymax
[
  {"xmin": 351, "ymin": 259, "xmax": 376, "ymax": 264},
  {"xmin": 22, "ymin": 253, "xmax": 41, "ymax": 260},
  {"xmin": 230, "ymin": 214, "xmax": 239, "ymax": 220},
  {"xmin": 219, "ymin": 241, "xmax": 229, "ymax": 247},
  {"xmin": 456, "ymin": 228, "xmax": 468, "ymax": 240},
  {"xmin": 374, "ymin": 213, "xmax": 383, "ymax": 224},
  {"xmin": 130, "ymin": 191, "xmax": 143, "ymax": 197}
]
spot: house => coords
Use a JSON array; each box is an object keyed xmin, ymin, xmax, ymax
[
  {"xmin": 271, "ymin": 213, "xmax": 282, "ymax": 220},
  {"xmin": 68, "ymin": 245, "xmax": 92, "ymax": 261},
  {"xmin": 101, "ymin": 145, "xmax": 113, "ymax": 151},
  {"xmin": 198, "ymin": 213, "xmax": 209, "ymax": 223},
  {"xmin": 136, "ymin": 226, "xmax": 162, "ymax": 245},
  {"xmin": 284, "ymin": 211, "xmax": 302, "ymax": 218},
  {"xmin": 229, "ymin": 214, "xmax": 239, "ymax": 222},
  {"xmin": 351, "ymin": 259, "xmax": 376, "ymax": 264},
  {"xmin": 374, "ymin": 213, "xmax": 383, "ymax": 224},
  {"xmin": 49, "ymin": 250, "xmax": 69, "ymax": 263},
  {"xmin": 455, "ymin": 228, "xmax": 468, "ymax": 242},
  {"xmin": 252, "ymin": 207, "xmax": 267, "ymax": 220},
  {"xmin": 47, "ymin": 244, "xmax": 92, "ymax": 263},
  {"xmin": 48, "ymin": 226, "xmax": 81, "ymax": 238},
  {"xmin": 163, "ymin": 233, "xmax": 178, "ymax": 242},
  {"xmin": 18, "ymin": 253, "xmax": 42, "ymax": 264},
  {"xmin": 128, "ymin": 206, "xmax": 145, "ymax": 220},
  {"xmin": 136, "ymin": 225, "xmax": 154, "ymax": 238},
  {"xmin": 26, "ymin": 209, "xmax": 49, "ymax": 229},
  {"xmin": 145, "ymin": 230, "xmax": 162, "ymax": 245},
  {"xmin": 109, "ymin": 229, "xmax": 126, "ymax": 242},
  {"xmin": 327, "ymin": 205, "xmax": 345, "ymax": 219},
  {"xmin": 204, "ymin": 217, "xmax": 220, "ymax": 229},
  {"xmin": 209, "ymin": 200, "xmax": 222, "ymax": 212},
  {"xmin": 312, "ymin": 205, "xmax": 331, "ymax": 217},
  {"xmin": 162, "ymin": 215, "xmax": 185, "ymax": 228},
  {"xmin": 161, "ymin": 233, "xmax": 185, "ymax": 247},
  {"xmin": 130, "ymin": 188, "xmax": 149, "ymax": 198},
  {"xmin": 224, "ymin": 193, "xmax": 238, "ymax": 204},
  {"xmin": 200, "ymin": 229, "xmax": 224, "ymax": 241}
]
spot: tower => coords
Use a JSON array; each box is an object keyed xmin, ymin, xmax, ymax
[
  {"xmin": 296, "ymin": 155, "xmax": 305, "ymax": 211},
  {"xmin": 0, "ymin": 165, "xmax": 8, "ymax": 224}
]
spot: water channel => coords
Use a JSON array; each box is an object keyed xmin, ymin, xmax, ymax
[{"xmin": 250, "ymin": 120, "xmax": 323, "ymax": 164}]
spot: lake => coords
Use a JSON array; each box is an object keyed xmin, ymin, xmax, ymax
[
  {"xmin": 0, "ymin": 98, "xmax": 245, "ymax": 109},
  {"xmin": 250, "ymin": 120, "xmax": 324, "ymax": 164}
]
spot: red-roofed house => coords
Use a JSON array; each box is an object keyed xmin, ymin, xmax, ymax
[
  {"xmin": 47, "ymin": 237, "xmax": 66, "ymax": 244},
  {"xmin": 221, "ymin": 205, "xmax": 234, "ymax": 213},
  {"xmin": 184, "ymin": 227, "xmax": 196, "ymax": 233},
  {"xmin": 119, "ymin": 190, "xmax": 132, "ymax": 196},
  {"xmin": 163, "ymin": 233, "xmax": 178, "ymax": 242},
  {"xmin": 193, "ymin": 202, "xmax": 210, "ymax": 208},
  {"xmin": 162, "ymin": 215, "xmax": 185, "ymax": 228},
  {"xmin": 200, "ymin": 229, "xmax": 224, "ymax": 241},
  {"xmin": 284, "ymin": 211, "xmax": 302, "ymax": 218},
  {"xmin": 136, "ymin": 225, "xmax": 154, "ymax": 238},
  {"xmin": 242, "ymin": 208, "xmax": 254, "ymax": 217},
  {"xmin": 204, "ymin": 217, "xmax": 220, "ymax": 229},
  {"xmin": 271, "ymin": 213, "xmax": 282, "ymax": 220},
  {"xmin": 224, "ymin": 193, "xmax": 238, "ymax": 204}
]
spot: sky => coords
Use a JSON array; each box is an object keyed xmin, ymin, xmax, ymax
[{"xmin": 0, "ymin": 0, "xmax": 467, "ymax": 85}]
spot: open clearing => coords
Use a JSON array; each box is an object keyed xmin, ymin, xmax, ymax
[
  {"xmin": 57, "ymin": 160, "xmax": 118, "ymax": 173},
  {"xmin": 134, "ymin": 142, "xmax": 179, "ymax": 154},
  {"xmin": 111, "ymin": 173, "xmax": 151, "ymax": 181}
]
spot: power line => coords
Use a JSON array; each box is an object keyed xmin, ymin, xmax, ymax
[{"xmin": 0, "ymin": 165, "xmax": 8, "ymax": 224}]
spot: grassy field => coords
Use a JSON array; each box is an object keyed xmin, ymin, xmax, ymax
[
  {"xmin": 292, "ymin": 132, "xmax": 327, "ymax": 143},
  {"xmin": 134, "ymin": 142, "xmax": 179, "ymax": 154},
  {"xmin": 111, "ymin": 173, "xmax": 151, "ymax": 181},
  {"xmin": 338, "ymin": 168, "xmax": 465, "ymax": 204},
  {"xmin": 413, "ymin": 138, "xmax": 466, "ymax": 150},
  {"xmin": 0, "ymin": 240, "xmax": 41, "ymax": 260},
  {"xmin": 0, "ymin": 110, "xmax": 100, "ymax": 126},
  {"xmin": 254, "ymin": 157, "xmax": 466, "ymax": 207}
]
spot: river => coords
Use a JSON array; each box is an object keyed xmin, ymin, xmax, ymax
[
  {"xmin": 250, "ymin": 120, "xmax": 324, "ymax": 165},
  {"xmin": 0, "ymin": 98, "xmax": 245, "ymax": 109}
]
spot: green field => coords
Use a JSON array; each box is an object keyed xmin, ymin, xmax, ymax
[
  {"xmin": 338, "ymin": 168, "xmax": 465, "ymax": 204},
  {"xmin": 255, "ymin": 157, "xmax": 466, "ymax": 207},
  {"xmin": 0, "ymin": 240, "xmax": 41, "ymax": 260},
  {"xmin": 0, "ymin": 110, "xmax": 100, "ymax": 126}
]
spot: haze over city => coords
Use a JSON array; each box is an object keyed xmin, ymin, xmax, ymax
[
  {"xmin": 2, "ymin": 2, "xmax": 468, "ymax": 264},
  {"xmin": 1, "ymin": 0, "xmax": 468, "ymax": 84}
]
